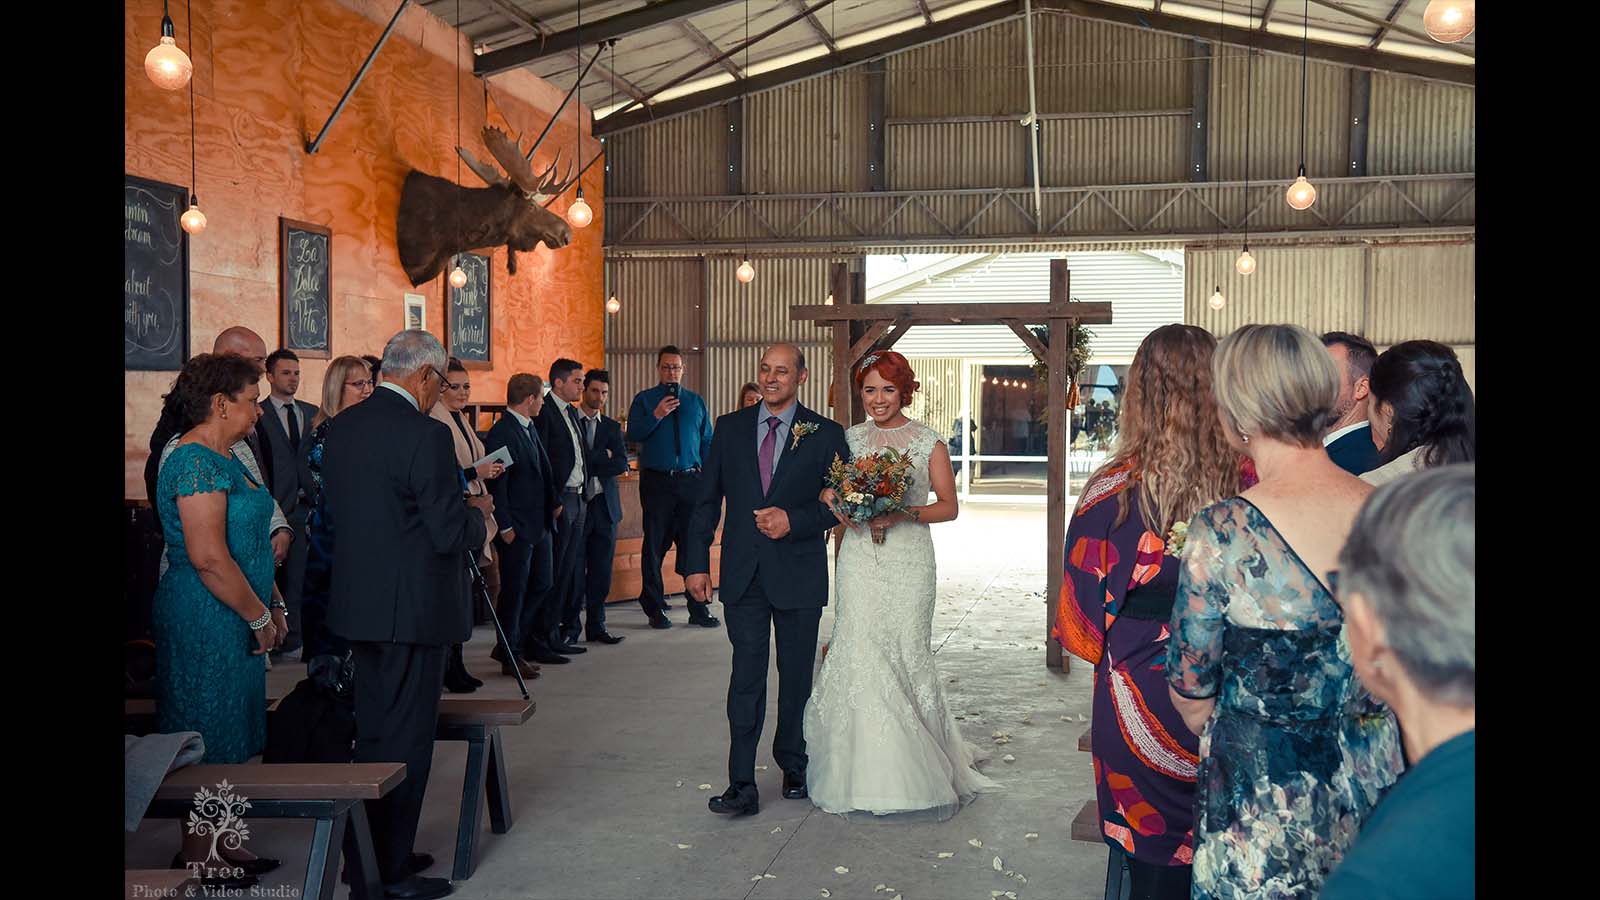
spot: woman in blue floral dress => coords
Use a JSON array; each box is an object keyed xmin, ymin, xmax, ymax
[{"xmin": 1166, "ymin": 325, "xmax": 1403, "ymax": 899}]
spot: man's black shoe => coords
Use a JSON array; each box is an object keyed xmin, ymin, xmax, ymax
[
  {"xmin": 552, "ymin": 642, "xmax": 588, "ymax": 655},
  {"xmin": 343, "ymin": 853, "xmax": 433, "ymax": 885},
  {"xmin": 587, "ymin": 631, "xmax": 625, "ymax": 644},
  {"xmin": 688, "ymin": 613, "xmax": 721, "ymax": 628},
  {"xmin": 382, "ymin": 874, "xmax": 452, "ymax": 899},
  {"xmin": 782, "ymin": 771, "xmax": 808, "ymax": 800},
  {"xmin": 527, "ymin": 648, "xmax": 570, "ymax": 664},
  {"xmin": 708, "ymin": 786, "xmax": 759, "ymax": 816},
  {"xmin": 648, "ymin": 615, "xmax": 672, "ymax": 629}
]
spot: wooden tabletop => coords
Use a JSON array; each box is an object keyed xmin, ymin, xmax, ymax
[
  {"xmin": 153, "ymin": 763, "xmax": 406, "ymax": 801},
  {"xmin": 125, "ymin": 869, "xmax": 196, "ymax": 899}
]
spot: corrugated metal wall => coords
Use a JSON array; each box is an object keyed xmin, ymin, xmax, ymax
[
  {"xmin": 746, "ymin": 71, "xmax": 872, "ymax": 193},
  {"xmin": 606, "ymin": 105, "xmax": 729, "ymax": 196},
  {"xmin": 888, "ymin": 121, "xmax": 1026, "ymax": 189},
  {"xmin": 1368, "ymin": 73, "xmax": 1475, "ymax": 175},
  {"xmin": 1042, "ymin": 114, "xmax": 1190, "ymax": 185},
  {"xmin": 1367, "ymin": 243, "xmax": 1475, "ymax": 345},
  {"xmin": 1209, "ymin": 52, "xmax": 1350, "ymax": 182},
  {"xmin": 903, "ymin": 357, "xmax": 966, "ymax": 443}
]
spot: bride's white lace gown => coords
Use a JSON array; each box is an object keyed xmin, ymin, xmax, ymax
[{"xmin": 802, "ymin": 418, "xmax": 1000, "ymax": 820}]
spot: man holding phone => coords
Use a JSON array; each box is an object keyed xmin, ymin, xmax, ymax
[{"xmin": 626, "ymin": 345, "xmax": 717, "ymax": 629}]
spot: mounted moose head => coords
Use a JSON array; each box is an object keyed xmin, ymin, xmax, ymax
[{"xmin": 396, "ymin": 125, "xmax": 580, "ymax": 287}]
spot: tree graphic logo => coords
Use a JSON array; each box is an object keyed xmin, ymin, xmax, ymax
[{"xmin": 186, "ymin": 779, "xmax": 252, "ymax": 866}]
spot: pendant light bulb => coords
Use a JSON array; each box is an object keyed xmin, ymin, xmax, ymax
[
  {"xmin": 1235, "ymin": 248, "xmax": 1257, "ymax": 276},
  {"xmin": 1286, "ymin": 167, "xmax": 1317, "ymax": 211},
  {"xmin": 567, "ymin": 187, "xmax": 593, "ymax": 229},
  {"xmin": 1423, "ymin": 1, "xmax": 1474, "ymax": 43},
  {"xmin": 1209, "ymin": 286, "xmax": 1226, "ymax": 311},
  {"xmin": 736, "ymin": 259, "xmax": 755, "ymax": 284},
  {"xmin": 449, "ymin": 266, "xmax": 468, "ymax": 289},
  {"xmin": 145, "ymin": 9, "xmax": 193, "ymax": 91},
  {"xmin": 180, "ymin": 197, "xmax": 207, "ymax": 235},
  {"xmin": 824, "ymin": 293, "xmax": 834, "ymax": 306},
  {"xmin": 605, "ymin": 295, "xmax": 621, "ymax": 314}
]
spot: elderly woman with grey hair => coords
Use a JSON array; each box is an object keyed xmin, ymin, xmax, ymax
[{"xmin": 1320, "ymin": 464, "xmax": 1475, "ymax": 900}]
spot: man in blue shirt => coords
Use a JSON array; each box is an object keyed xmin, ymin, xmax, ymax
[{"xmin": 626, "ymin": 345, "xmax": 717, "ymax": 629}]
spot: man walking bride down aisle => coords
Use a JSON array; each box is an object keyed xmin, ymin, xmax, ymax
[{"xmin": 684, "ymin": 344, "xmax": 999, "ymax": 821}]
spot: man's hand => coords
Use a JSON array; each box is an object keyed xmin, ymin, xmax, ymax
[
  {"xmin": 467, "ymin": 494, "xmax": 495, "ymax": 514},
  {"xmin": 754, "ymin": 507, "xmax": 791, "ymax": 540},
  {"xmin": 271, "ymin": 529, "xmax": 291, "ymax": 563},
  {"xmin": 685, "ymin": 573, "xmax": 712, "ymax": 603},
  {"xmin": 270, "ymin": 608, "xmax": 288, "ymax": 648},
  {"xmin": 500, "ymin": 528, "xmax": 516, "ymax": 544},
  {"xmin": 653, "ymin": 395, "xmax": 681, "ymax": 419}
]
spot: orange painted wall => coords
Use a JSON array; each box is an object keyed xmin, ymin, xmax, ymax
[{"xmin": 124, "ymin": 0, "xmax": 605, "ymax": 498}]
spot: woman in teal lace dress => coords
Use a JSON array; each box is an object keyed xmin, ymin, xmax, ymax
[
  {"xmin": 1166, "ymin": 325, "xmax": 1403, "ymax": 899},
  {"xmin": 153, "ymin": 354, "xmax": 285, "ymax": 877}
]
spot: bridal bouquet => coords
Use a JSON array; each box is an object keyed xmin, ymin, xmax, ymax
[{"xmin": 826, "ymin": 450, "xmax": 916, "ymax": 542}]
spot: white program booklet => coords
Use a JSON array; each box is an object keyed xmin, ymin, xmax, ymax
[{"xmin": 473, "ymin": 445, "xmax": 515, "ymax": 470}]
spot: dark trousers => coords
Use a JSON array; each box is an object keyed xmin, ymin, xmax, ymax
[
  {"xmin": 540, "ymin": 489, "xmax": 587, "ymax": 647},
  {"xmin": 724, "ymin": 576, "xmax": 823, "ymax": 789},
  {"xmin": 638, "ymin": 469, "xmax": 701, "ymax": 615},
  {"xmin": 350, "ymin": 641, "xmax": 445, "ymax": 883},
  {"xmin": 494, "ymin": 529, "xmax": 552, "ymax": 658},
  {"xmin": 1126, "ymin": 857, "xmax": 1192, "ymax": 900},
  {"xmin": 579, "ymin": 498, "xmax": 618, "ymax": 639},
  {"xmin": 273, "ymin": 510, "xmax": 310, "ymax": 646}
]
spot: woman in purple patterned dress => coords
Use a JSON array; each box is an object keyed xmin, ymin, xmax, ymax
[{"xmin": 1055, "ymin": 325, "xmax": 1241, "ymax": 900}]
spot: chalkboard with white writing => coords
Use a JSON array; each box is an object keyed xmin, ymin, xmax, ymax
[
  {"xmin": 125, "ymin": 175, "xmax": 189, "ymax": 371},
  {"xmin": 447, "ymin": 252, "xmax": 492, "ymax": 368},
  {"xmin": 279, "ymin": 218, "xmax": 332, "ymax": 358}
]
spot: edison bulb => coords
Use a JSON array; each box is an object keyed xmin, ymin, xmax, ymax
[
  {"xmin": 1235, "ymin": 249, "xmax": 1257, "ymax": 276},
  {"xmin": 145, "ymin": 35, "xmax": 193, "ymax": 91},
  {"xmin": 1423, "ymin": 1, "xmax": 1474, "ymax": 43},
  {"xmin": 449, "ymin": 266, "xmax": 468, "ymax": 289},
  {"xmin": 1209, "ymin": 288, "xmax": 1226, "ymax": 311},
  {"xmin": 824, "ymin": 293, "xmax": 834, "ymax": 306},
  {"xmin": 1286, "ymin": 175, "xmax": 1317, "ymax": 211},
  {"xmin": 605, "ymin": 295, "xmax": 621, "ymax": 314},
  {"xmin": 567, "ymin": 189, "xmax": 593, "ymax": 228},
  {"xmin": 736, "ymin": 259, "xmax": 755, "ymax": 283},
  {"xmin": 180, "ymin": 202, "xmax": 207, "ymax": 235}
]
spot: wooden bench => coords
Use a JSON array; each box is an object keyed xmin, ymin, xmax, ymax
[
  {"xmin": 433, "ymin": 697, "xmax": 535, "ymax": 880},
  {"xmin": 1072, "ymin": 719, "xmax": 1130, "ymax": 900},
  {"xmin": 144, "ymin": 763, "xmax": 404, "ymax": 900},
  {"xmin": 124, "ymin": 868, "xmax": 196, "ymax": 899},
  {"xmin": 1078, "ymin": 726, "xmax": 1091, "ymax": 753}
]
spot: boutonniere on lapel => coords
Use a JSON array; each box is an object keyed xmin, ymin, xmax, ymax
[
  {"xmin": 790, "ymin": 421, "xmax": 820, "ymax": 450},
  {"xmin": 1163, "ymin": 519, "xmax": 1189, "ymax": 558}
]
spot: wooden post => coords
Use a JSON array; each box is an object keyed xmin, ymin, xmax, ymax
[
  {"xmin": 1046, "ymin": 259, "xmax": 1070, "ymax": 673},
  {"xmin": 828, "ymin": 262, "xmax": 852, "ymax": 428}
]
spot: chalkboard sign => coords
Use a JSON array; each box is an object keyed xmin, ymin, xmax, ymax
[
  {"xmin": 447, "ymin": 252, "xmax": 492, "ymax": 368},
  {"xmin": 279, "ymin": 218, "xmax": 332, "ymax": 359},
  {"xmin": 125, "ymin": 175, "xmax": 189, "ymax": 371}
]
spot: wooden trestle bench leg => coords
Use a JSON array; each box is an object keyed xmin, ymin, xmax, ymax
[{"xmin": 439, "ymin": 722, "xmax": 514, "ymax": 881}]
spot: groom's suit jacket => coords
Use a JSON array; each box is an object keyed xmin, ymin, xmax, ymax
[{"xmin": 685, "ymin": 402, "xmax": 849, "ymax": 610}]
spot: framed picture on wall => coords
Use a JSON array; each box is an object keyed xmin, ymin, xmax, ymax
[
  {"xmin": 279, "ymin": 217, "xmax": 333, "ymax": 359},
  {"xmin": 445, "ymin": 252, "xmax": 492, "ymax": 369},
  {"xmin": 404, "ymin": 293, "xmax": 426, "ymax": 331}
]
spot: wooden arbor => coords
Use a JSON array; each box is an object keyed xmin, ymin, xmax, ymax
[{"xmin": 791, "ymin": 259, "xmax": 1112, "ymax": 670}]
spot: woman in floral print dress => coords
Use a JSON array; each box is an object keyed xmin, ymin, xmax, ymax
[{"xmin": 1056, "ymin": 325, "xmax": 1241, "ymax": 900}]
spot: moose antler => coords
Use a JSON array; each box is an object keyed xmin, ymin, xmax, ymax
[
  {"xmin": 455, "ymin": 145, "xmax": 510, "ymax": 189},
  {"xmin": 482, "ymin": 126, "xmax": 543, "ymax": 197},
  {"xmin": 529, "ymin": 151, "xmax": 581, "ymax": 204}
]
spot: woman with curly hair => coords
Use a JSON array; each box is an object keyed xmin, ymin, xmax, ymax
[
  {"xmin": 1360, "ymin": 340, "xmax": 1474, "ymax": 486},
  {"xmin": 1054, "ymin": 324, "xmax": 1241, "ymax": 900}
]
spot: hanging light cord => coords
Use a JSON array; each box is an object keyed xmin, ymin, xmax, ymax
[
  {"xmin": 187, "ymin": 0, "xmax": 196, "ymax": 205},
  {"xmin": 1244, "ymin": 0, "xmax": 1254, "ymax": 247},
  {"xmin": 575, "ymin": 0, "xmax": 581, "ymax": 145},
  {"xmin": 1298, "ymin": 0, "xmax": 1308, "ymax": 170},
  {"xmin": 743, "ymin": 0, "xmax": 750, "ymax": 265},
  {"xmin": 1216, "ymin": 0, "xmax": 1224, "ymax": 247},
  {"xmin": 456, "ymin": 0, "xmax": 462, "ymax": 257}
]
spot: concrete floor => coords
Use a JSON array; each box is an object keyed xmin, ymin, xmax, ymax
[{"xmin": 126, "ymin": 504, "xmax": 1110, "ymax": 900}]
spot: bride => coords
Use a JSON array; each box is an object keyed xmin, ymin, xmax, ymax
[{"xmin": 805, "ymin": 351, "xmax": 1000, "ymax": 820}]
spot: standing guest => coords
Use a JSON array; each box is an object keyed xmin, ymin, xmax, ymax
[
  {"xmin": 146, "ymin": 326, "xmax": 292, "ymax": 565},
  {"xmin": 483, "ymin": 374, "xmax": 561, "ymax": 675},
  {"xmin": 535, "ymin": 359, "xmax": 594, "ymax": 653},
  {"xmin": 256, "ymin": 348, "xmax": 319, "ymax": 656},
  {"xmin": 154, "ymin": 353, "xmax": 286, "ymax": 886},
  {"xmin": 738, "ymin": 382, "xmax": 762, "ymax": 410},
  {"xmin": 1321, "ymin": 465, "xmax": 1475, "ymax": 900},
  {"xmin": 1055, "ymin": 325, "xmax": 1240, "ymax": 900},
  {"xmin": 1320, "ymin": 332, "xmax": 1382, "ymax": 476},
  {"xmin": 574, "ymin": 369, "xmax": 630, "ymax": 644},
  {"xmin": 430, "ymin": 358, "xmax": 505, "ymax": 693},
  {"xmin": 626, "ymin": 346, "xmax": 717, "ymax": 629},
  {"xmin": 1167, "ymin": 324, "xmax": 1403, "ymax": 900},
  {"xmin": 298, "ymin": 355, "xmax": 373, "ymax": 673},
  {"xmin": 1361, "ymin": 340, "xmax": 1475, "ymax": 487},
  {"xmin": 323, "ymin": 330, "xmax": 489, "ymax": 900}
]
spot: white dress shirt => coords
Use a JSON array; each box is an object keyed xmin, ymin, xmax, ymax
[
  {"xmin": 268, "ymin": 395, "xmax": 303, "ymax": 439},
  {"xmin": 380, "ymin": 381, "xmax": 420, "ymax": 410},
  {"xmin": 549, "ymin": 393, "xmax": 586, "ymax": 492},
  {"xmin": 1323, "ymin": 419, "xmax": 1371, "ymax": 447}
]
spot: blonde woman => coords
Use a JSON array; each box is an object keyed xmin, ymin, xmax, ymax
[
  {"xmin": 299, "ymin": 356, "xmax": 374, "ymax": 665},
  {"xmin": 1166, "ymin": 324, "xmax": 1403, "ymax": 899}
]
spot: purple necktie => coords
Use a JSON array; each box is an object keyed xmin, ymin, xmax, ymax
[{"xmin": 759, "ymin": 416, "xmax": 781, "ymax": 494}]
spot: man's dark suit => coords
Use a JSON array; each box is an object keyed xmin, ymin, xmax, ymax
[
  {"xmin": 535, "ymin": 396, "xmax": 590, "ymax": 648},
  {"xmin": 578, "ymin": 412, "xmax": 630, "ymax": 639},
  {"xmin": 483, "ymin": 411, "xmax": 560, "ymax": 658},
  {"xmin": 321, "ymin": 385, "xmax": 486, "ymax": 884},
  {"xmin": 684, "ymin": 402, "xmax": 848, "ymax": 790},
  {"xmin": 256, "ymin": 396, "xmax": 319, "ymax": 647},
  {"xmin": 1326, "ymin": 422, "xmax": 1382, "ymax": 476}
]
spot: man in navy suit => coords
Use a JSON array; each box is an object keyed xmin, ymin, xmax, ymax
[
  {"xmin": 255, "ymin": 348, "xmax": 320, "ymax": 656},
  {"xmin": 1322, "ymin": 332, "xmax": 1383, "ymax": 476},
  {"xmin": 685, "ymin": 344, "xmax": 850, "ymax": 817},
  {"xmin": 573, "ymin": 369, "xmax": 631, "ymax": 644},
  {"xmin": 483, "ymin": 373, "xmax": 563, "ymax": 674},
  {"xmin": 534, "ymin": 359, "xmax": 592, "ymax": 656}
]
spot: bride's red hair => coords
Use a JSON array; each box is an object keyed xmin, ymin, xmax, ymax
[{"xmin": 855, "ymin": 350, "xmax": 919, "ymax": 408}]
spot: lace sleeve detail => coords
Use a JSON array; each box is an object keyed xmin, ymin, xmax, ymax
[{"xmin": 167, "ymin": 445, "xmax": 234, "ymax": 499}]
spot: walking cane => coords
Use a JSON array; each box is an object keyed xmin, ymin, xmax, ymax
[{"xmin": 460, "ymin": 470, "xmax": 529, "ymax": 700}]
